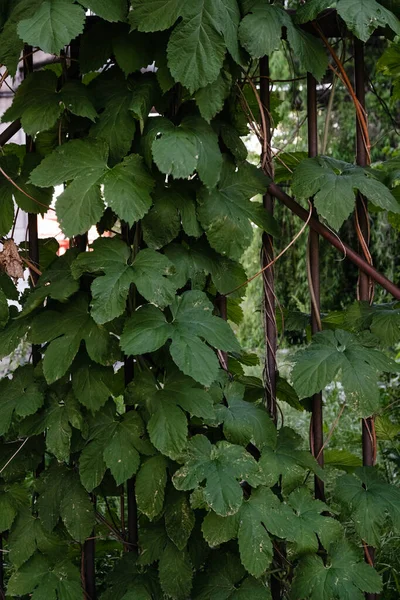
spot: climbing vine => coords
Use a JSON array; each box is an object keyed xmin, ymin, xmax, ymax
[{"xmin": 0, "ymin": 1, "xmax": 400, "ymax": 599}]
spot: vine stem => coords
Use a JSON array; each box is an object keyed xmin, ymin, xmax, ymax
[
  {"xmin": 353, "ymin": 38, "xmax": 377, "ymax": 599},
  {"xmin": 306, "ymin": 72, "xmax": 325, "ymax": 501}
]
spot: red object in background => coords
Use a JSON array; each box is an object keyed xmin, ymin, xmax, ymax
[{"xmin": 58, "ymin": 239, "xmax": 69, "ymax": 255}]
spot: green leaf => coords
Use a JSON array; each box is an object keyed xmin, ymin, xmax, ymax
[
  {"xmin": 335, "ymin": 466, "xmax": 400, "ymax": 546},
  {"xmin": 72, "ymin": 238, "xmax": 176, "ymax": 323},
  {"xmin": 292, "ymin": 156, "xmax": 400, "ymax": 230},
  {"xmin": 0, "ymin": 288, "xmax": 9, "ymax": 329},
  {"xmin": 159, "ymin": 541, "xmax": 193, "ymax": 600},
  {"xmin": 44, "ymin": 392, "xmax": 83, "ymax": 462},
  {"xmin": 60, "ymin": 474, "xmax": 95, "ymax": 541},
  {"xmin": 29, "ymin": 293, "xmax": 118, "ymax": 383},
  {"xmin": 99, "ymin": 553, "xmax": 152, "ymax": 600},
  {"xmin": 285, "ymin": 26, "xmax": 328, "ymax": 82},
  {"xmin": 102, "ymin": 154, "xmax": 155, "ymax": 225},
  {"xmin": 324, "ymin": 448, "xmax": 362, "ymax": 471},
  {"xmin": 58, "ymin": 179, "xmax": 105, "ymax": 238},
  {"xmin": 142, "ymin": 184, "xmax": 201, "ymax": 249},
  {"xmin": 201, "ymin": 510, "xmax": 239, "ymax": 547},
  {"xmin": 143, "ymin": 371, "xmax": 215, "ymax": 458},
  {"xmin": 236, "ymin": 490, "xmax": 274, "ymax": 577},
  {"xmin": 295, "ymin": 0, "xmax": 332, "ymax": 23},
  {"xmin": 60, "ymin": 80, "xmax": 98, "ymax": 121},
  {"xmin": 121, "ymin": 290, "xmax": 240, "ymax": 386},
  {"xmin": 129, "ymin": 73, "xmax": 161, "ymax": 129},
  {"xmin": 239, "ymin": 4, "xmax": 284, "ymax": 58},
  {"xmin": 103, "ymin": 412, "xmax": 143, "ymax": 485},
  {"xmin": 276, "ymin": 375, "xmax": 304, "ymax": 411},
  {"xmin": 7, "ymin": 556, "xmax": 82, "ymax": 598},
  {"xmin": 79, "ymin": 20, "xmax": 113, "ymax": 73},
  {"xmin": 165, "ymin": 239, "xmax": 246, "ymax": 299},
  {"xmin": 195, "ymin": 70, "xmax": 232, "ymax": 122},
  {"xmin": 72, "ymin": 363, "xmax": 114, "ymax": 412},
  {"xmin": 13, "ymin": 153, "xmax": 53, "ymax": 215},
  {"xmin": 135, "ymin": 455, "xmax": 168, "ymax": 519},
  {"xmin": 197, "ymin": 160, "xmax": 278, "ymax": 261},
  {"xmin": 192, "ymin": 552, "xmax": 246, "ymax": 600},
  {"xmin": 370, "ymin": 303, "xmax": 400, "ymax": 345},
  {"xmin": 337, "ymin": 0, "xmax": 400, "ymax": 42},
  {"xmin": 166, "ymin": 1, "xmax": 229, "ymax": 92},
  {"xmin": 79, "ymin": 405, "xmax": 150, "ymax": 490},
  {"xmin": 0, "ymin": 155, "xmax": 22, "ymax": 236},
  {"xmin": 2, "ymin": 71, "xmax": 97, "ymax": 135},
  {"xmin": 284, "ymin": 487, "xmax": 343, "ymax": 555},
  {"xmin": 239, "ymin": 3, "xmax": 327, "ymax": 80},
  {"xmin": 259, "ymin": 427, "xmax": 324, "ymax": 488},
  {"xmin": 30, "ymin": 139, "xmax": 109, "ymax": 187},
  {"xmin": 202, "ymin": 486, "xmax": 339, "ymax": 576},
  {"xmin": 150, "ymin": 116, "xmax": 223, "ymax": 187},
  {"xmin": 292, "ymin": 541, "xmax": 382, "ymax": 600},
  {"xmin": 120, "ymin": 303, "xmax": 171, "ymax": 354},
  {"xmin": 0, "ymin": 314, "xmax": 30, "ymax": 360},
  {"xmin": 219, "ymin": 122, "xmax": 248, "ymax": 162},
  {"xmin": 0, "ymin": 0, "xmax": 41, "ymax": 76},
  {"xmin": 0, "ymin": 484, "xmax": 22, "ymax": 533},
  {"xmin": 8, "ymin": 511, "xmax": 61, "ymax": 568},
  {"xmin": 374, "ymin": 415, "xmax": 400, "ymax": 441},
  {"xmin": 29, "ymin": 138, "xmax": 109, "ymax": 236},
  {"xmin": 180, "ymin": 116, "xmax": 223, "ymax": 188},
  {"xmin": 2, "ymin": 71, "xmax": 61, "ymax": 136},
  {"xmin": 165, "ymin": 492, "xmax": 195, "ymax": 550},
  {"xmin": 216, "ymin": 381, "xmax": 275, "ymax": 449},
  {"xmin": 137, "ymin": 521, "xmax": 168, "ymax": 566},
  {"xmin": 113, "ymin": 29, "xmax": 153, "ymax": 77},
  {"xmin": 17, "ymin": 0, "xmax": 86, "ymax": 55},
  {"xmin": 36, "ymin": 464, "xmax": 95, "ymax": 541},
  {"xmin": 130, "ymin": 0, "xmax": 185, "ymax": 32},
  {"xmin": 79, "ymin": 0, "xmax": 128, "ymax": 21},
  {"xmin": 232, "ymin": 577, "xmax": 271, "ymax": 599},
  {"xmin": 21, "ymin": 249, "xmax": 79, "ymax": 316},
  {"xmin": 291, "ymin": 329, "xmax": 399, "ymax": 417},
  {"xmin": 173, "ymin": 435, "xmax": 264, "ymax": 516},
  {"xmin": 0, "ymin": 365, "xmax": 44, "ymax": 436},
  {"xmin": 79, "ymin": 439, "xmax": 107, "ymax": 492},
  {"xmin": 89, "ymin": 81, "xmax": 136, "ymax": 164}
]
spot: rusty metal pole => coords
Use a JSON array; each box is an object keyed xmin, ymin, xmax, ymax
[
  {"xmin": 307, "ymin": 73, "xmax": 325, "ymax": 500},
  {"xmin": 354, "ymin": 37, "xmax": 376, "ymax": 599},
  {"xmin": 83, "ymin": 496, "xmax": 97, "ymax": 600},
  {"xmin": 23, "ymin": 47, "xmax": 40, "ymax": 369},
  {"xmin": 122, "ymin": 222, "xmax": 139, "ymax": 553},
  {"xmin": 260, "ymin": 56, "xmax": 282, "ymax": 600},
  {"xmin": 260, "ymin": 56, "xmax": 278, "ymax": 425},
  {"xmin": 268, "ymin": 183, "xmax": 400, "ymax": 300}
]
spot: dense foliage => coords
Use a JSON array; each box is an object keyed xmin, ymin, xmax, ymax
[{"xmin": 0, "ymin": 0, "xmax": 400, "ymax": 599}]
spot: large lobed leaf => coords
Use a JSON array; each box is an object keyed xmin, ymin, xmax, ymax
[
  {"xmin": 121, "ymin": 290, "xmax": 240, "ymax": 386},
  {"xmin": 292, "ymin": 156, "xmax": 400, "ymax": 231},
  {"xmin": 291, "ymin": 328, "xmax": 399, "ymax": 416}
]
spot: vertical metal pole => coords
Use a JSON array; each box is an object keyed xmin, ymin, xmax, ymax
[
  {"xmin": 83, "ymin": 522, "xmax": 96, "ymax": 600},
  {"xmin": 23, "ymin": 47, "xmax": 41, "ymax": 368},
  {"xmin": 68, "ymin": 40, "xmax": 88, "ymax": 255},
  {"xmin": 122, "ymin": 223, "xmax": 138, "ymax": 553},
  {"xmin": 260, "ymin": 56, "xmax": 281, "ymax": 600},
  {"xmin": 260, "ymin": 56, "xmax": 277, "ymax": 425},
  {"xmin": 307, "ymin": 73, "xmax": 325, "ymax": 501},
  {"xmin": 63, "ymin": 39, "xmax": 95, "ymax": 594},
  {"xmin": 354, "ymin": 38, "xmax": 376, "ymax": 598}
]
